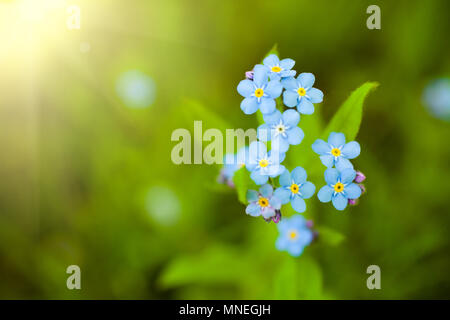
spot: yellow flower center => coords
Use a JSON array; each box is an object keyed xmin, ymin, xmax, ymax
[
  {"xmin": 290, "ymin": 183, "xmax": 299, "ymax": 194},
  {"xmin": 259, "ymin": 159, "xmax": 269, "ymax": 168},
  {"xmin": 334, "ymin": 182, "xmax": 344, "ymax": 193},
  {"xmin": 331, "ymin": 148, "xmax": 341, "ymax": 157},
  {"xmin": 271, "ymin": 66, "xmax": 281, "ymax": 73},
  {"xmin": 289, "ymin": 230, "xmax": 298, "ymax": 240},
  {"xmin": 258, "ymin": 197, "xmax": 269, "ymax": 207},
  {"xmin": 297, "ymin": 87, "xmax": 306, "ymax": 96},
  {"xmin": 254, "ymin": 88, "xmax": 264, "ymax": 98}
]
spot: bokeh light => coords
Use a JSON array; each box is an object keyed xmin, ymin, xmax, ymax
[
  {"xmin": 116, "ymin": 70, "xmax": 156, "ymax": 109},
  {"xmin": 145, "ymin": 186, "xmax": 180, "ymax": 226},
  {"xmin": 423, "ymin": 78, "xmax": 450, "ymax": 121}
]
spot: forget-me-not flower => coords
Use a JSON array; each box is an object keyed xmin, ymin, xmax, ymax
[
  {"xmin": 237, "ymin": 66, "xmax": 282, "ymax": 115},
  {"xmin": 246, "ymin": 184, "xmax": 282, "ymax": 219},
  {"xmin": 422, "ymin": 78, "xmax": 450, "ymax": 121},
  {"xmin": 256, "ymin": 54, "xmax": 296, "ymax": 80},
  {"xmin": 276, "ymin": 214, "xmax": 314, "ymax": 257},
  {"xmin": 282, "ymin": 73, "xmax": 323, "ymax": 114},
  {"xmin": 317, "ymin": 168, "xmax": 362, "ymax": 211},
  {"xmin": 274, "ymin": 167, "xmax": 315, "ymax": 213},
  {"xmin": 312, "ymin": 132, "xmax": 360, "ymax": 171},
  {"xmin": 257, "ymin": 109, "xmax": 304, "ymax": 153},
  {"xmin": 246, "ymin": 141, "xmax": 286, "ymax": 185}
]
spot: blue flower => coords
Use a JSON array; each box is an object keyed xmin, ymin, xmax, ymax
[
  {"xmin": 219, "ymin": 146, "xmax": 249, "ymax": 186},
  {"xmin": 237, "ymin": 66, "xmax": 282, "ymax": 115},
  {"xmin": 246, "ymin": 184, "xmax": 282, "ymax": 219},
  {"xmin": 256, "ymin": 54, "xmax": 296, "ymax": 80},
  {"xmin": 276, "ymin": 214, "xmax": 313, "ymax": 257},
  {"xmin": 312, "ymin": 132, "xmax": 360, "ymax": 171},
  {"xmin": 245, "ymin": 141, "xmax": 286, "ymax": 185},
  {"xmin": 274, "ymin": 167, "xmax": 315, "ymax": 213},
  {"xmin": 282, "ymin": 73, "xmax": 323, "ymax": 114},
  {"xmin": 317, "ymin": 168, "xmax": 362, "ymax": 211},
  {"xmin": 257, "ymin": 109, "xmax": 304, "ymax": 153}
]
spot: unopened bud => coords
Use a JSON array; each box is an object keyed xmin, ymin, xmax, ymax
[
  {"xmin": 348, "ymin": 198, "xmax": 359, "ymax": 206},
  {"xmin": 306, "ymin": 220, "xmax": 314, "ymax": 228},
  {"xmin": 245, "ymin": 71, "xmax": 254, "ymax": 80},
  {"xmin": 359, "ymin": 184, "xmax": 366, "ymax": 194},
  {"xmin": 354, "ymin": 171, "xmax": 366, "ymax": 183}
]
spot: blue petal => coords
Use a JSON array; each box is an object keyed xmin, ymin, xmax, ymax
[
  {"xmin": 279, "ymin": 169, "xmax": 291, "ymax": 186},
  {"xmin": 246, "ymin": 190, "xmax": 258, "ymax": 202},
  {"xmin": 269, "ymin": 196, "xmax": 282, "ymax": 210},
  {"xmin": 283, "ymin": 90, "xmax": 299, "ymax": 108},
  {"xmin": 275, "ymin": 234, "xmax": 289, "ymax": 251},
  {"xmin": 328, "ymin": 132, "xmax": 346, "ymax": 147},
  {"xmin": 312, "ymin": 139, "xmax": 330, "ymax": 155},
  {"xmin": 237, "ymin": 79, "xmax": 254, "ymax": 97},
  {"xmin": 332, "ymin": 193, "xmax": 348, "ymax": 211},
  {"xmin": 318, "ymin": 185, "xmax": 333, "ymax": 202},
  {"xmin": 268, "ymin": 164, "xmax": 286, "ymax": 178},
  {"xmin": 341, "ymin": 141, "xmax": 361, "ymax": 159},
  {"xmin": 297, "ymin": 229, "xmax": 313, "ymax": 246},
  {"xmin": 335, "ymin": 157, "xmax": 354, "ymax": 171},
  {"xmin": 289, "ymin": 214, "xmax": 307, "ymax": 228},
  {"xmin": 240, "ymin": 97, "xmax": 259, "ymax": 114},
  {"xmin": 291, "ymin": 196, "xmax": 306, "ymax": 213},
  {"xmin": 272, "ymin": 135, "xmax": 290, "ymax": 153},
  {"xmin": 281, "ymin": 77, "xmax": 298, "ymax": 90},
  {"xmin": 344, "ymin": 183, "xmax": 362, "ymax": 199},
  {"xmin": 274, "ymin": 187, "xmax": 291, "ymax": 204},
  {"xmin": 340, "ymin": 168, "xmax": 357, "ymax": 184},
  {"xmin": 268, "ymin": 149, "xmax": 285, "ymax": 164},
  {"xmin": 265, "ymin": 80, "xmax": 282, "ymax": 98},
  {"xmin": 262, "ymin": 109, "xmax": 281, "ymax": 124},
  {"xmin": 245, "ymin": 203, "xmax": 261, "ymax": 216},
  {"xmin": 287, "ymin": 127, "xmax": 304, "ymax": 145},
  {"xmin": 280, "ymin": 58, "xmax": 295, "ymax": 70},
  {"xmin": 281, "ymin": 70, "xmax": 296, "ymax": 78},
  {"xmin": 277, "ymin": 219, "xmax": 290, "ymax": 233},
  {"xmin": 291, "ymin": 167, "xmax": 307, "ymax": 184},
  {"xmin": 287, "ymin": 243, "xmax": 305, "ymax": 257},
  {"xmin": 307, "ymin": 87, "xmax": 323, "ymax": 103},
  {"xmin": 248, "ymin": 141, "xmax": 267, "ymax": 166},
  {"xmin": 259, "ymin": 184, "xmax": 273, "ymax": 197},
  {"xmin": 299, "ymin": 181, "xmax": 315, "ymax": 199},
  {"xmin": 257, "ymin": 124, "xmax": 272, "ymax": 142},
  {"xmin": 298, "ymin": 73, "xmax": 315, "ymax": 89},
  {"xmin": 223, "ymin": 153, "xmax": 236, "ymax": 165},
  {"xmin": 298, "ymin": 98, "xmax": 315, "ymax": 114},
  {"xmin": 320, "ymin": 155, "xmax": 335, "ymax": 168},
  {"xmin": 253, "ymin": 65, "xmax": 269, "ymax": 87},
  {"xmin": 250, "ymin": 170, "xmax": 269, "ymax": 185},
  {"xmin": 261, "ymin": 207, "xmax": 276, "ymax": 219},
  {"xmin": 324, "ymin": 168, "xmax": 339, "ymax": 184},
  {"xmin": 263, "ymin": 54, "xmax": 279, "ymax": 67},
  {"xmin": 282, "ymin": 109, "xmax": 300, "ymax": 127},
  {"xmin": 259, "ymin": 97, "xmax": 276, "ymax": 114}
]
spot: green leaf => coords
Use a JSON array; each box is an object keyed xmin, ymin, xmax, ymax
[
  {"xmin": 316, "ymin": 226, "xmax": 345, "ymax": 246},
  {"xmin": 322, "ymin": 82, "xmax": 379, "ymax": 141},
  {"xmin": 181, "ymin": 98, "xmax": 232, "ymax": 132},
  {"xmin": 159, "ymin": 245, "xmax": 251, "ymax": 288},
  {"xmin": 232, "ymin": 166, "xmax": 256, "ymax": 204},
  {"xmin": 273, "ymin": 256, "xmax": 323, "ymax": 299},
  {"xmin": 262, "ymin": 43, "xmax": 279, "ymax": 61}
]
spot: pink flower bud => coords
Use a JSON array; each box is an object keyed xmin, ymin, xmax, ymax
[
  {"xmin": 359, "ymin": 184, "xmax": 366, "ymax": 194},
  {"xmin": 354, "ymin": 171, "xmax": 366, "ymax": 183},
  {"xmin": 245, "ymin": 71, "xmax": 254, "ymax": 80},
  {"xmin": 348, "ymin": 198, "xmax": 358, "ymax": 206}
]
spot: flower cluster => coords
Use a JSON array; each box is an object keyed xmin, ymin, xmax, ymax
[
  {"xmin": 217, "ymin": 52, "xmax": 366, "ymax": 257},
  {"xmin": 313, "ymin": 132, "xmax": 366, "ymax": 210}
]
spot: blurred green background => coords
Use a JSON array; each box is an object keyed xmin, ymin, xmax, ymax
[{"xmin": 0, "ymin": 0, "xmax": 449, "ymax": 299}]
